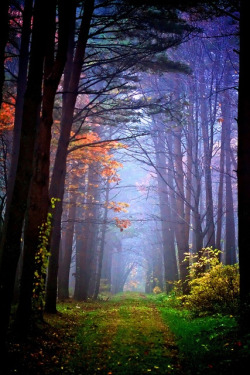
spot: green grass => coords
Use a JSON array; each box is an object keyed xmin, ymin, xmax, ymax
[
  {"xmin": 151, "ymin": 293, "xmax": 250, "ymax": 375},
  {"xmin": 73, "ymin": 295, "xmax": 182, "ymax": 374},
  {"xmin": 7, "ymin": 292, "xmax": 250, "ymax": 375}
]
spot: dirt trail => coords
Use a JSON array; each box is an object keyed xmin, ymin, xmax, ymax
[
  {"xmin": 73, "ymin": 295, "xmax": 183, "ymax": 375},
  {"xmin": 7, "ymin": 295, "xmax": 183, "ymax": 375}
]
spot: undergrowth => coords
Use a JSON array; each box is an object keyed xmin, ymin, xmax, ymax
[
  {"xmin": 6, "ymin": 292, "xmax": 250, "ymax": 375},
  {"xmin": 150, "ymin": 293, "xmax": 250, "ymax": 375}
]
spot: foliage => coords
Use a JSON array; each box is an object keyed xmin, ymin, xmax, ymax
[
  {"xmin": 153, "ymin": 285, "xmax": 162, "ymax": 294},
  {"xmin": 0, "ymin": 100, "xmax": 14, "ymax": 134},
  {"xmin": 32, "ymin": 198, "xmax": 60, "ymax": 313},
  {"xmin": 186, "ymin": 262, "xmax": 239, "ymax": 315},
  {"xmin": 185, "ymin": 247, "xmax": 222, "ymax": 279},
  {"xmin": 179, "ymin": 248, "xmax": 240, "ymax": 315},
  {"xmin": 114, "ymin": 217, "xmax": 131, "ymax": 231}
]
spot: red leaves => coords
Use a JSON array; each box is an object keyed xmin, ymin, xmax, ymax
[
  {"xmin": 0, "ymin": 100, "xmax": 15, "ymax": 134},
  {"xmin": 114, "ymin": 218, "xmax": 131, "ymax": 231}
]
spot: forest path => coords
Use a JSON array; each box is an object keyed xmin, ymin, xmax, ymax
[
  {"xmin": 70, "ymin": 293, "xmax": 183, "ymax": 375},
  {"xmin": 7, "ymin": 293, "xmax": 248, "ymax": 375}
]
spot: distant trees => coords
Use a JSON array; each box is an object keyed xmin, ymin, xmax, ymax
[{"xmin": 132, "ymin": 14, "xmax": 238, "ymax": 291}]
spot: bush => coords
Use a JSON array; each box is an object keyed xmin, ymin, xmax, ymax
[{"xmin": 185, "ymin": 262, "xmax": 239, "ymax": 315}]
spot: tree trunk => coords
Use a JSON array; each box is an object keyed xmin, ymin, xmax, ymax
[
  {"xmin": 0, "ymin": 0, "xmax": 52, "ymax": 347},
  {"xmin": 58, "ymin": 183, "xmax": 77, "ymax": 300},
  {"xmin": 152, "ymin": 122, "xmax": 178, "ymax": 289},
  {"xmin": 172, "ymin": 127, "xmax": 189, "ymax": 290},
  {"xmin": 15, "ymin": 0, "xmax": 74, "ymax": 331},
  {"xmin": 200, "ymin": 72, "xmax": 215, "ymax": 248},
  {"xmin": 93, "ymin": 181, "xmax": 110, "ymax": 299},
  {"xmin": 238, "ymin": 0, "xmax": 250, "ymax": 330},
  {"xmin": 45, "ymin": 0, "xmax": 95, "ymax": 313},
  {"xmin": 216, "ymin": 118, "xmax": 225, "ymax": 253},
  {"xmin": 73, "ymin": 165, "xmax": 98, "ymax": 301},
  {"xmin": 222, "ymin": 84, "xmax": 236, "ymax": 265},
  {"xmin": 5, "ymin": 0, "xmax": 33, "ymax": 214},
  {"xmin": 0, "ymin": 0, "xmax": 9, "ymax": 108}
]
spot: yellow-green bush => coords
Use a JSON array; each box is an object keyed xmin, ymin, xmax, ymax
[{"xmin": 184, "ymin": 248, "xmax": 239, "ymax": 315}]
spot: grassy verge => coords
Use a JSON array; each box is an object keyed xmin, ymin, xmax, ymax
[
  {"xmin": 6, "ymin": 293, "xmax": 250, "ymax": 375},
  {"xmin": 150, "ymin": 293, "xmax": 250, "ymax": 375}
]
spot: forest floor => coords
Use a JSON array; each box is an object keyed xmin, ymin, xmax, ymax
[{"xmin": 5, "ymin": 292, "xmax": 250, "ymax": 375}]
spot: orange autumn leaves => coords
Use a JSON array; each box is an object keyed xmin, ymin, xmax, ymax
[
  {"xmin": 107, "ymin": 201, "xmax": 131, "ymax": 231},
  {"xmin": 67, "ymin": 130, "xmax": 131, "ymax": 231},
  {"xmin": 68, "ymin": 131, "xmax": 123, "ymax": 183},
  {"xmin": 0, "ymin": 100, "xmax": 15, "ymax": 135}
]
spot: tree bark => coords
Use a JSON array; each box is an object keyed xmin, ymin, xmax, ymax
[
  {"xmin": 58, "ymin": 183, "xmax": 77, "ymax": 300},
  {"xmin": 216, "ymin": 118, "xmax": 225, "ymax": 252},
  {"xmin": 172, "ymin": 126, "xmax": 189, "ymax": 290},
  {"xmin": 0, "ymin": 0, "xmax": 9, "ymax": 108},
  {"xmin": 45, "ymin": 0, "xmax": 95, "ymax": 313},
  {"xmin": 200, "ymin": 71, "xmax": 216, "ymax": 248},
  {"xmin": 93, "ymin": 181, "xmax": 110, "ymax": 299},
  {"xmin": 152, "ymin": 122, "xmax": 178, "ymax": 288},
  {"xmin": 238, "ymin": 0, "xmax": 250, "ymax": 330},
  {"xmin": 222, "ymin": 84, "xmax": 236, "ymax": 265},
  {"xmin": 15, "ymin": 0, "xmax": 74, "ymax": 332},
  {"xmin": 5, "ymin": 0, "xmax": 33, "ymax": 215},
  {"xmin": 0, "ymin": 0, "xmax": 52, "ymax": 347}
]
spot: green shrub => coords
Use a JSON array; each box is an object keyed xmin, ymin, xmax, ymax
[
  {"xmin": 186, "ymin": 263, "xmax": 239, "ymax": 315},
  {"xmin": 183, "ymin": 248, "xmax": 239, "ymax": 315}
]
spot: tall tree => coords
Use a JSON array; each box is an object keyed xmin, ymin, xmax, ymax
[
  {"xmin": 5, "ymin": 0, "xmax": 33, "ymax": 216},
  {"xmin": 58, "ymin": 179, "xmax": 77, "ymax": 300},
  {"xmin": 0, "ymin": 0, "xmax": 10, "ymax": 108},
  {"xmin": 237, "ymin": 0, "xmax": 250, "ymax": 328},
  {"xmin": 14, "ymin": 0, "xmax": 75, "ymax": 333},
  {"xmin": 221, "ymin": 77, "xmax": 236, "ymax": 265},
  {"xmin": 152, "ymin": 119, "xmax": 178, "ymax": 288},
  {"xmin": 45, "ymin": 0, "xmax": 95, "ymax": 313},
  {"xmin": 0, "ymin": 0, "xmax": 56, "ymax": 348}
]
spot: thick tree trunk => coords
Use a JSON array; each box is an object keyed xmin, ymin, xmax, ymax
[
  {"xmin": 5, "ymin": 0, "xmax": 33, "ymax": 214},
  {"xmin": 15, "ymin": 0, "xmax": 74, "ymax": 331},
  {"xmin": 0, "ymin": 0, "xmax": 9, "ymax": 108},
  {"xmin": 45, "ymin": 0, "xmax": 95, "ymax": 313},
  {"xmin": 0, "ymin": 0, "xmax": 52, "ymax": 347},
  {"xmin": 238, "ymin": 0, "xmax": 250, "ymax": 330}
]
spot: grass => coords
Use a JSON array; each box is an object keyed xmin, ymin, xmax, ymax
[
  {"xmin": 6, "ymin": 292, "xmax": 250, "ymax": 375},
  {"xmin": 73, "ymin": 295, "xmax": 182, "ymax": 374},
  {"xmin": 151, "ymin": 293, "xmax": 250, "ymax": 375}
]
